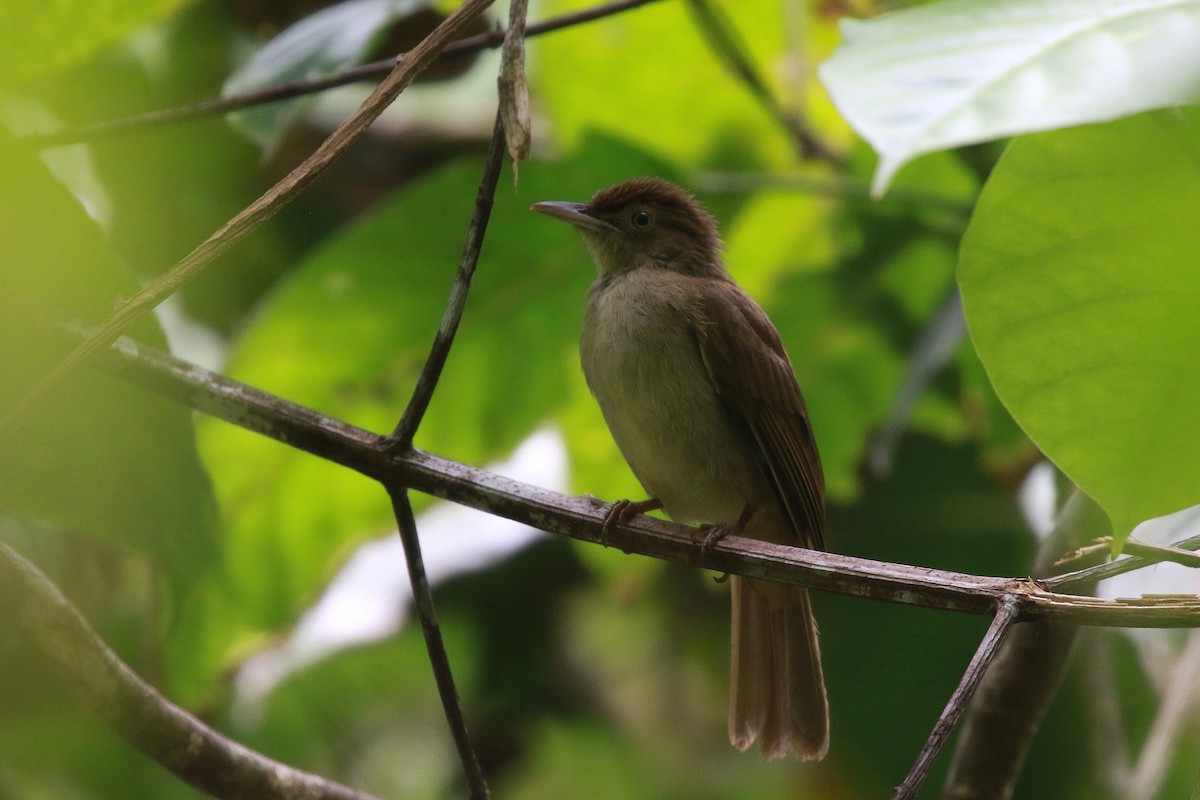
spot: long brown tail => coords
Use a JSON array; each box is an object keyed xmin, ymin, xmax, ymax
[{"xmin": 728, "ymin": 576, "xmax": 829, "ymax": 760}]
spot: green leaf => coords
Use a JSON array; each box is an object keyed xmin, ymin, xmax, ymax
[
  {"xmin": 819, "ymin": 0, "xmax": 1200, "ymax": 196},
  {"xmin": 222, "ymin": 0, "xmax": 438, "ymax": 148},
  {"xmin": 535, "ymin": 0, "xmax": 797, "ymax": 168},
  {"xmin": 0, "ymin": 132, "xmax": 217, "ymax": 589},
  {"xmin": 959, "ymin": 112, "xmax": 1200, "ymax": 540},
  {"xmin": 774, "ymin": 282, "xmax": 906, "ymax": 500},
  {"xmin": 0, "ymin": 0, "xmax": 189, "ymax": 89}
]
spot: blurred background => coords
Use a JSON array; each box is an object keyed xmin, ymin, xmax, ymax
[{"xmin": 1, "ymin": 0, "xmax": 1197, "ymax": 798}]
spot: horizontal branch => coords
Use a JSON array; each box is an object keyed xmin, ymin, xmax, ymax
[
  {"xmin": 99, "ymin": 334, "xmax": 1200, "ymax": 628},
  {"xmin": 0, "ymin": 542, "xmax": 379, "ymax": 800}
]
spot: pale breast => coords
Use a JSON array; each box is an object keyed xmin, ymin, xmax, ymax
[{"xmin": 580, "ymin": 271, "xmax": 756, "ymax": 524}]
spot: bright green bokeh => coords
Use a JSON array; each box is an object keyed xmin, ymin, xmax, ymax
[
  {"xmin": 0, "ymin": 132, "xmax": 216, "ymax": 591},
  {"xmin": 0, "ymin": 0, "xmax": 189, "ymax": 89},
  {"xmin": 535, "ymin": 0, "xmax": 798, "ymax": 169}
]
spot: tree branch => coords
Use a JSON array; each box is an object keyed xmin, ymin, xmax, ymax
[
  {"xmin": 0, "ymin": 0, "xmax": 496, "ymax": 445},
  {"xmin": 92, "ymin": 332, "xmax": 1200, "ymax": 628},
  {"xmin": 893, "ymin": 595, "xmax": 1023, "ymax": 800},
  {"xmin": 25, "ymin": 0, "xmax": 666, "ymax": 150},
  {"xmin": 938, "ymin": 488, "xmax": 1109, "ymax": 800},
  {"xmin": 387, "ymin": 489, "xmax": 490, "ymax": 798},
  {"xmin": 0, "ymin": 542, "xmax": 380, "ymax": 800}
]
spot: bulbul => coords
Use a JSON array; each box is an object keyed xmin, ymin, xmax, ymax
[{"xmin": 532, "ymin": 177, "xmax": 829, "ymax": 760}]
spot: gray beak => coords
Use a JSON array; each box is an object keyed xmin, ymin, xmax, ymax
[{"xmin": 531, "ymin": 201, "xmax": 616, "ymax": 233}]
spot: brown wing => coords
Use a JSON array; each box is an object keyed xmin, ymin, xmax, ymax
[{"xmin": 694, "ymin": 278, "xmax": 825, "ymax": 550}]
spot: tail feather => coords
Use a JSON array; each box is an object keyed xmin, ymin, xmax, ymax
[{"xmin": 728, "ymin": 576, "xmax": 829, "ymax": 760}]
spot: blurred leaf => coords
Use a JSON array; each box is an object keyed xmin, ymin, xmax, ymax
[
  {"xmin": 0, "ymin": 709, "xmax": 210, "ymax": 799},
  {"xmin": 722, "ymin": 189, "xmax": 837, "ymax": 297},
  {"xmin": 501, "ymin": 721, "xmax": 670, "ymax": 800},
  {"xmin": 223, "ymin": 0, "xmax": 439, "ymax": 148},
  {"xmin": 0, "ymin": 131, "xmax": 216, "ymax": 590},
  {"xmin": 959, "ymin": 112, "xmax": 1200, "ymax": 541},
  {"xmin": 535, "ymin": 0, "xmax": 800, "ymax": 169},
  {"xmin": 781, "ymin": 289, "xmax": 905, "ymax": 500},
  {"xmin": 437, "ymin": 538, "xmax": 590, "ymax": 726},
  {"xmin": 0, "ymin": 0, "xmax": 188, "ymax": 89},
  {"xmin": 238, "ymin": 630, "xmax": 466, "ymax": 795},
  {"xmin": 42, "ymin": 5, "xmax": 303, "ymax": 333},
  {"xmin": 768, "ymin": 258, "xmax": 911, "ymax": 498},
  {"xmin": 819, "ymin": 0, "xmax": 1200, "ymax": 195},
  {"xmin": 867, "ymin": 290, "xmax": 966, "ymax": 476}
]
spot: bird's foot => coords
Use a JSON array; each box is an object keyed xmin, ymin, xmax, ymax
[
  {"xmin": 600, "ymin": 498, "xmax": 663, "ymax": 546},
  {"xmin": 698, "ymin": 523, "xmax": 735, "ymax": 558},
  {"xmin": 697, "ymin": 504, "xmax": 757, "ymax": 558}
]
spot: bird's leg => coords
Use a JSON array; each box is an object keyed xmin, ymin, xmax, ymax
[
  {"xmin": 601, "ymin": 497, "xmax": 663, "ymax": 545},
  {"xmin": 699, "ymin": 503, "xmax": 757, "ymax": 558}
]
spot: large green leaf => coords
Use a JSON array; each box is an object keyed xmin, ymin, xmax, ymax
[
  {"xmin": 959, "ymin": 112, "xmax": 1200, "ymax": 540},
  {"xmin": 0, "ymin": 132, "xmax": 216, "ymax": 589},
  {"xmin": 0, "ymin": 0, "xmax": 189, "ymax": 89},
  {"xmin": 820, "ymin": 0, "xmax": 1200, "ymax": 195}
]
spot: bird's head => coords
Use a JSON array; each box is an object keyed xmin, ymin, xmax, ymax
[{"xmin": 532, "ymin": 177, "xmax": 723, "ymax": 278}]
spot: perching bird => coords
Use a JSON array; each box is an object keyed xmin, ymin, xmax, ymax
[{"xmin": 532, "ymin": 177, "xmax": 829, "ymax": 760}]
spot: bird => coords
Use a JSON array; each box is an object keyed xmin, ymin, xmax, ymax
[{"xmin": 531, "ymin": 177, "xmax": 829, "ymax": 760}]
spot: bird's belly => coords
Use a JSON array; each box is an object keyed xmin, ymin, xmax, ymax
[
  {"xmin": 605, "ymin": 392, "xmax": 749, "ymax": 524},
  {"xmin": 582, "ymin": 284, "xmax": 754, "ymax": 524}
]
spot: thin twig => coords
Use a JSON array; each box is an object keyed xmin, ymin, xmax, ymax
[
  {"xmin": 26, "ymin": 0, "xmax": 665, "ymax": 150},
  {"xmin": 1046, "ymin": 531, "xmax": 1200, "ymax": 591},
  {"xmin": 1050, "ymin": 541, "xmax": 1119, "ymax": 572},
  {"xmin": 387, "ymin": 111, "xmax": 506, "ymax": 450},
  {"xmin": 893, "ymin": 595, "xmax": 1023, "ymax": 800},
  {"xmin": 0, "ymin": 0, "xmax": 495, "ymax": 444},
  {"xmin": 0, "ymin": 543, "xmax": 380, "ymax": 800},
  {"xmin": 387, "ymin": 489, "xmax": 490, "ymax": 799},
  {"xmin": 91, "ymin": 332, "xmax": 1200, "ymax": 628},
  {"xmin": 1056, "ymin": 537, "xmax": 1200, "ymax": 571},
  {"xmin": 683, "ymin": 0, "xmax": 842, "ymax": 165}
]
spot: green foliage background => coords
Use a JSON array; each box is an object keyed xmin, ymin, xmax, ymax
[{"xmin": 1, "ymin": 0, "xmax": 1196, "ymax": 799}]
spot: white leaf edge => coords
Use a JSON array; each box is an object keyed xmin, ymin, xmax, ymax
[{"xmin": 818, "ymin": 0, "xmax": 1200, "ymax": 197}]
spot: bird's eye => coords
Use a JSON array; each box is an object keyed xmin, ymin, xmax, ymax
[{"xmin": 631, "ymin": 211, "xmax": 652, "ymax": 228}]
